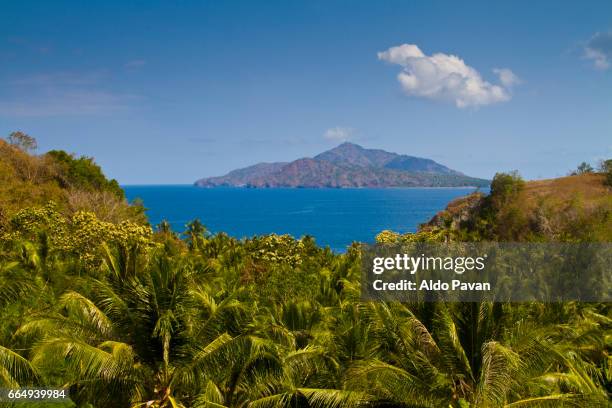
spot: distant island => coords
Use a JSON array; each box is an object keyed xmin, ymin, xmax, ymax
[{"xmin": 194, "ymin": 142, "xmax": 490, "ymax": 188}]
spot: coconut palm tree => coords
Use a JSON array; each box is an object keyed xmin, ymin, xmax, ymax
[
  {"xmin": 344, "ymin": 301, "xmax": 609, "ymax": 407},
  {"xmin": 184, "ymin": 219, "xmax": 208, "ymax": 251},
  {"xmin": 0, "ymin": 241, "xmax": 47, "ymax": 388},
  {"xmin": 18, "ymin": 249, "xmax": 249, "ymax": 407}
]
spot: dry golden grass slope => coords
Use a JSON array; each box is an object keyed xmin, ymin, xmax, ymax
[
  {"xmin": 524, "ymin": 173, "xmax": 609, "ymax": 205},
  {"xmin": 426, "ymin": 173, "xmax": 612, "ymax": 241}
]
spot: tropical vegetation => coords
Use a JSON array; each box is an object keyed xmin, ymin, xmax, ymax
[{"xmin": 0, "ymin": 134, "xmax": 610, "ymax": 407}]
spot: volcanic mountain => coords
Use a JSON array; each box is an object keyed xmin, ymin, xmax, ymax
[{"xmin": 194, "ymin": 142, "xmax": 489, "ymax": 188}]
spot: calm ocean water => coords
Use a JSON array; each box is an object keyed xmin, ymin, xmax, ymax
[{"xmin": 123, "ymin": 186, "xmax": 480, "ymax": 251}]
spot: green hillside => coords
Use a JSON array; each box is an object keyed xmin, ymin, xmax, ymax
[{"xmin": 0, "ymin": 134, "xmax": 145, "ymax": 226}]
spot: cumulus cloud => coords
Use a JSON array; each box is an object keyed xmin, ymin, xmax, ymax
[
  {"xmin": 493, "ymin": 68, "xmax": 522, "ymax": 87},
  {"xmin": 377, "ymin": 44, "xmax": 519, "ymax": 108},
  {"xmin": 324, "ymin": 127, "xmax": 354, "ymax": 142},
  {"xmin": 584, "ymin": 32, "xmax": 612, "ymax": 70}
]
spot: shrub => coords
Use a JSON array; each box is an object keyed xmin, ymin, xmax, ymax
[
  {"xmin": 489, "ymin": 171, "xmax": 525, "ymax": 201},
  {"xmin": 571, "ymin": 161, "xmax": 594, "ymax": 175},
  {"xmin": 7, "ymin": 131, "xmax": 37, "ymax": 153},
  {"xmin": 600, "ymin": 159, "xmax": 612, "ymax": 187},
  {"xmin": 5, "ymin": 203, "xmax": 155, "ymax": 264},
  {"xmin": 46, "ymin": 150, "xmax": 124, "ymax": 198}
]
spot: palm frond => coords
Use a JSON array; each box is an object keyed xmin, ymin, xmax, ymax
[
  {"xmin": 474, "ymin": 341, "xmax": 521, "ymax": 406},
  {"xmin": 58, "ymin": 291, "xmax": 114, "ymax": 338},
  {"xmin": 298, "ymin": 387, "xmax": 368, "ymax": 408},
  {"xmin": 0, "ymin": 345, "xmax": 39, "ymax": 386}
]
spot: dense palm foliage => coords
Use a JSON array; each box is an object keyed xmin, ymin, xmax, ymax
[{"xmin": 0, "ymin": 215, "xmax": 610, "ymax": 407}]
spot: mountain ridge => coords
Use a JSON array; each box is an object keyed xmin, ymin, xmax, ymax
[{"xmin": 194, "ymin": 142, "xmax": 489, "ymax": 188}]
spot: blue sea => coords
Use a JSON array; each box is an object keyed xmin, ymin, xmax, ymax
[{"xmin": 123, "ymin": 186, "xmax": 480, "ymax": 251}]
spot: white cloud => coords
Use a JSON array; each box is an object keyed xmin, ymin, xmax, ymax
[
  {"xmin": 377, "ymin": 44, "xmax": 519, "ymax": 108},
  {"xmin": 493, "ymin": 68, "xmax": 522, "ymax": 87},
  {"xmin": 324, "ymin": 127, "xmax": 353, "ymax": 142},
  {"xmin": 584, "ymin": 32, "xmax": 612, "ymax": 70}
]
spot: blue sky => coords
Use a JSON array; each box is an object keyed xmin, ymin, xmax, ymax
[{"xmin": 1, "ymin": 0, "xmax": 611, "ymax": 184}]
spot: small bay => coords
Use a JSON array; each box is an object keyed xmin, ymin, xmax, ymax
[{"xmin": 123, "ymin": 186, "xmax": 481, "ymax": 251}]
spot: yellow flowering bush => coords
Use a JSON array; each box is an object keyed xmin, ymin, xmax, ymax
[
  {"xmin": 374, "ymin": 230, "xmax": 401, "ymax": 244},
  {"xmin": 245, "ymin": 233, "xmax": 305, "ymax": 267},
  {"xmin": 375, "ymin": 228, "xmax": 449, "ymax": 244},
  {"xmin": 7, "ymin": 202, "xmax": 69, "ymax": 245},
  {"xmin": 5, "ymin": 203, "xmax": 156, "ymax": 263}
]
